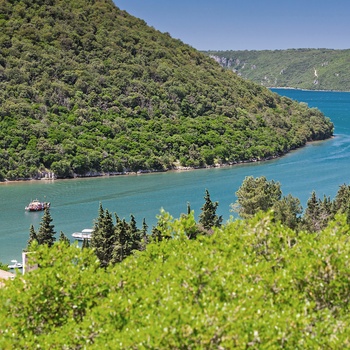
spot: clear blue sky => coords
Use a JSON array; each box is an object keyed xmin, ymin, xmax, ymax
[{"xmin": 115, "ymin": 0, "xmax": 350, "ymax": 51}]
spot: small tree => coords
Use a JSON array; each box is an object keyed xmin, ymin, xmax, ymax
[
  {"xmin": 36, "ymin": 208, "xmax": 56, "ymax": 247},
  {"xmin": 90, "ymin": 204, "xmax": 116, "ymax": 268},
  {"xmin": 333, "ymin": 184, "xmax": 350, "ymax": 222},
  {"xmin": 141, "ymin": 218, "xmax": 149, "ymax": 248},
  {"xmin": 272, "ymin": 194, "xmax": 302, "ymax": 230},
  {"xmin": 26, "ymin": 224, "xmax": 38, "ymax": 251},
  {"xmin": 58, "ymin": 231, "xmax": 70, "ymax": 246},
  {"xmin": 199, "ymin": 189, "xmax": 222, "ymax": 230},
  {"xmin": 150, "ymin": 209, "xmax": 173, "ymax": 242},
  {"xmin": 302, "ymin": 192, "xmax": 333, "ymax": 232},
  {"xmin": 82, "ymin": 238, "xmax": 90, "ymax": 249},
  {"xmin": 233, "ymin": 176, "xmax": 282, "ymax": 219}
]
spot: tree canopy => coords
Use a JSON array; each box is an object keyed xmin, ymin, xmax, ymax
[
  {"xmin": 0, "ymin": 0, "xmax": 333, "ymax": 180},
  {"xmin": 2, "ymin": 211, "xmax": 350, "ymax": 348},
  {"xmin": 205, "ymin": 49, "xmax": 350, "ymax": 91}
]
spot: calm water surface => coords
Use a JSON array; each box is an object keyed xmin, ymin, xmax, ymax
[{"xmin": 1, "ymin": 89, "xmax": 350, "ymax": 264}]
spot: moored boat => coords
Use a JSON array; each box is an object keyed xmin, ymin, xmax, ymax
[
  {"xmin": 72, "ymin": 228, "xmax": 93, "ymax": 241},
  {"xmin": 8, "ymin": 260, "xmax": 23, "ymax": 269},
  {"xmin": 25, "ymin": 199, "xmax": 50, "ymax": 211}
]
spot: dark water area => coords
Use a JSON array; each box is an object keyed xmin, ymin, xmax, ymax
[{"xmin": 1, "ymin": 89, "xmax": 350, "ymax": 265}]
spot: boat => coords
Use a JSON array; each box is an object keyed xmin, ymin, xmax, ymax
[
  {"xmin": 25, "ymin": 199, "xmax": 50, "ymax": 211},
  {"xmin": 72, "ymin": 228, "xmax": 93, "ymax": 241},
  {"xmin": 8, "ymin": 260, "xmax": 23, "ymax": 269}
]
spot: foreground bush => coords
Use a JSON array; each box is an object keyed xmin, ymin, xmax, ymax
[{"xmin": 1, "ymin": 213, "xmax": 350, "ymax": 348}]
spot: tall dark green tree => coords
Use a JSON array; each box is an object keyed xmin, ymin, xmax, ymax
[
  {"xmin": 58, "ymin": 231, "xmax": 70, "ymax": 246},
  {"xmin": 141, "ymin": 218, "xmax": 149, "ymax": 248},
  {"xmin": 82, "ymin": 238, "xmax": 90, "ymax": 250},
  {"xmin": 111, "ymin": 218, "xmax": 131, "ymax": 264},
  {"xmin": 129, "ymin": 214, "xmax": 143, "ymax": 252},
  {"xmin": 26, "ymin": 224, "xmax": 38, "ymax": 251},
  {"xmin": 333, "ymin": 184, "xmax": 350, "ymax": 222},
  {"xmin": 36, "ymin": 208, "xmax": 56, "ymax": 247},
  {"xmin": 90, "ymin": 204, "xmax": 116, "ymax": 268},
  {"xmin": 198, "ymin": 189, "xmax": 222, "ymax": 231},
  {"xmin": 301, "ymin": 192, "xmax": 332, "ymax": 232}
]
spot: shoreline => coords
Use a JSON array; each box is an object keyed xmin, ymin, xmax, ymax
[
  {"xmin": 270, "ymin": 86, "xmax": 350, "ymax": 93},
  {"xmin": 0, "ymin": 138, "xmax": 333, "ymax": 185}
]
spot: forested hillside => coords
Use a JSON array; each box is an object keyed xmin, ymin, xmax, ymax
[
  {"xmin": 205, "ymin": 49, "xmax": 350, "ymax": 91},
  {"xmin": 0, "ymin": 0, "xmax": 333, "ymax": 180}
]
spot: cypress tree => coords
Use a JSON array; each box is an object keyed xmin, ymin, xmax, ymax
[
  {"xmin": 272, "ymin": 194, "xmax": 302, "ymax": 230},
  {"xmin": 26, "ymin": 224, "xmax": 38, "ymax": 251},
  {"xmin": 333, "ymin": 184, "xmax": 350, "ymax": 211},
  {"xmin": 36, "ymin": 208, "xmax": 56, "ymax": 247},
  {"xmin": 129, "ymin": 214, "xmax": 142, "ymax": 252},
  {"xmin": 58, "ymin": 231, "xmax": 70, "ymax": 246},
  {"xmin": 199, "ymin": 189, "xmax": 223, "ymax": 231},
  {"xmin": 90, "ymin": 204, "xmax": 116, "ymax": 267},
  {"xmin": 111, "ymin": 218, "xmax": 130, "ymax": 263},
  {"xmin": 82, "ymin": 238, "xmax": 90, "ymax": 249},
  {"xmin": 141, "ymin": 218, "xmax": 149, "ymax": 248},
  {"xmin": 303, "ymin": 191, "xmax": 322, "ymax": 232}
]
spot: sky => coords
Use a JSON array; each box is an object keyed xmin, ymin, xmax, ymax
[{"xmin": 115, "ymin": 0, "xmax": 350, "ymax": 51}]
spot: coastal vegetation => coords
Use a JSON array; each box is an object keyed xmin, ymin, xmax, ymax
[
  {"xmin": 204, "ymin": 48, "xmax": 350, "ymax": 91},
  {"xmin": 2, "ymin": 179, "xmax": 350, "ymax": 348},
  {"xmin": 0, "ymin": 0, "xmax": 333, "ymax": 180}
]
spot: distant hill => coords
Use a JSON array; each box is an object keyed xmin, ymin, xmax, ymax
[
  {"xmin": 0, "ymin": 1, "xmax": 333, "ymax": 180},
  {"xmin": 203, "ymin": 49, "xmax": 350, "ymax": 91}
]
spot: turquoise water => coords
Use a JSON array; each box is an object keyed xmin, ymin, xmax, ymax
[{"xmin": 1, "ymin": 89, "xmax": 350, "ymax": 264}]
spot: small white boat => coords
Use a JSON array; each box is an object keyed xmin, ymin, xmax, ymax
[
  {"xmin": 8, "ymin": 260, "xmax": 23, "ymax": 269},
  {"xmin": 72, "ymin": 228, "xmax": 93, "ymax": 241}
]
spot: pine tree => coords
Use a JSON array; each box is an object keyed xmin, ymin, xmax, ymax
[
  {"xmin": 272, "ymin": 194, "xmax": 302, "ymax": 230},
  {"xmin": 187, "ymin": 202, "xmax": 191, "ymax": 215},
  {"xmin": 303, "ymin": 191, "xmax": 322, "ymax": 232},
  {"xmin": 82, "ymin": 238, "xmax": 90, "ymax": 249},
  {"xmin": 141, "ymin": 218, "xmax": 149, "ymax": 248},
  {"xmin": 90, "ymin": 204, "xmax": 116, "ymax": 267},
  {"xmin": 111, "ymin": 218, "xmax": 130, "ymax": 264},
  {"xmin": 58, "ymin": 231, "xmax": 70, "ymax": 246},
  {"xmin": 233, "ymin": 176, "xmax": 282, "ymax": 219},
  {"xmin": 199, "ymin": 189, "xmax": 222, "ymax": 231},
  {"xmin": 26, "ymin": 224, "xmax": 38, "ymax": 251},
  {"xmin": 129, "ymin": 214, "xmax": 142, "ymax": 252},
  {"xmin": 36, "ymin": 208, "xmax": 56, "ymax": 247},
  {"xmin": 333, "ymin": 184, "xmax": 350, "ymax": 222}
]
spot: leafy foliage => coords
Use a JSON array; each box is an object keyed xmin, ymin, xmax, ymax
[
  {"xmin": 205, "ymin": 49, "xmax": 350, "ymax": 91},
  {"xmin": 233, "ymin": 176, "xmax": 350, "ymax": 233},
  {"xmin": 233, "ymin": 175, "xmax": 282, "ymax": 219},
  {"xmin": 0, "ymin": 0, "xmax": 333, "ymax": 179},
  {"xmin": 3, "ymin": 212, "xmax": 350, "ymax": 348}
]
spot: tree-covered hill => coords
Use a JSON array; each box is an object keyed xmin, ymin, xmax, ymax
[
  {"xmin": 0, "ymin": 0, "xmax": 333, "ymax": 180},
  {"xmin": 204, "ymin": 48, "xmax": 350, "ymax": 91}
]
